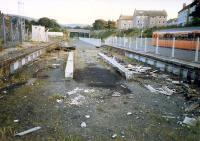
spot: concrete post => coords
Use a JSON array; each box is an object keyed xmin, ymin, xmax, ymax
[
  {"xmin": 129, "ymin": 37, "xmax": 131, "ymax": 49},
  {"xmin": 156, "ymin": 37, "xmax": 159, "ymax": 54},
  {"xmin": 195, "ymin": 37, "xmax": 199, "ymax": 62},
  {"xmin": 144, "ymin": 38, "xmax": 147, "ymax": 53},
  {"xmin": 171, "ymin": 37, "xmax": 175, "ymax": 58},
  {"xmin": 123, "ymin": 36, "xmax": 126, "ymax": 47},
  {"xmin": 136, "ymin": 37, "xmax": 138, "ymax": 50}
]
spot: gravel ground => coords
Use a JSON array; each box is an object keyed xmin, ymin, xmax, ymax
[{"xmin": 0, "ymin": 39, "xmax": 199, "ymax": 141}]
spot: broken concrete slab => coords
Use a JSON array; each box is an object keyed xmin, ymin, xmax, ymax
[
  {"xmin": 183, "ymin": 117, "xmax": 197, "ymax": 126},
  {"xmin": 15, "ymin": 126, "xmax": 41, "ymax": 136}
]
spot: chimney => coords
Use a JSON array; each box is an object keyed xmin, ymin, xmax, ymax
[{"xmin": 183, "ymin": 3, "xmax": 186, "ymax": 8}]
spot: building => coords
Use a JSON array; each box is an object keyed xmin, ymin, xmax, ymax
[
  {"xmin": 167, "ymin": 18, "xmax": 177, "ymax": 26},
  {"xmin": 32, "ymin": 25, "xmax": 48, "ymax": 42},
  {"xmin": 178, "ymin": 2, "xmax": 197, "ymax": 26},
  {"xmin": 117, "ymin": 15, "xmax": 133, "ymax": 30},
  {"xmin": 133, "ymin": 9, "xmax": 167, "ymax": 29}
]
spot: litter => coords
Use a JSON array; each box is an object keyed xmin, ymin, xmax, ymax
[
  {"xmin": 84, "ymin": 89, "xmax": 95, "ymax": 93},
  {"xmin": 14, "ymin": 119, "xmax": 19, "ymax": 123},
  {"xmin": 162, "ymin": 116, "xmax": 176, "ymax": 119},
  {"xmin": 15, "ymin": 126, "xmax": 41, "ymax": 136},
  {"xmin": 145, "ymin": 85, "xmax": 175, "ymax": 96},
  {"xmin": 172, "ymin": 81, "xmax": 181, "ymax": 85},
  {"xmin": 111, "ymin": 134, "xmax": 117, "ymax": 139},
  {"xmin": 112, "ymin": 92, "xmax": 121, "ymax": 97},
  {"xmin": 145, "ymin": 85, "xmax": 157, "ymax": 93},
  {"xmin": 85, "ymin": 115, "xmax": 90, "ymax": 119},
  {"xmin": 182, "ymin": 117, "xmax": 197, "ymax": 126},
  {"xmin": 56, "ymin": 99, "xmax": 63, "ymax": 103},
  {"xmin": 70, "ymin": 95, "xmax": 85, "ymax": 105},
  {"xmin": 26, "ymin": 78, "xmax": 37, "ymax": 86},
  {"xmin": 127, "ymin": 112, "xmax": 132, "ymax": 116},
  {"xmin": 185, "ymin": 103, "xmax": 199, "ymax": 112},
  {"xmin": 81, "ymin": 122, "xmax": 87, "ymax": 128}
]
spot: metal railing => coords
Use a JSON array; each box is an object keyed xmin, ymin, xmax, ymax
[{"xmin": 105, "ymin": 36, "xmax": 200, "ymax": 63}]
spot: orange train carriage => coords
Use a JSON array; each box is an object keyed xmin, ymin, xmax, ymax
[{"xmin": 152, "ymin": 27, "xmax": 200, "ymax": 50}]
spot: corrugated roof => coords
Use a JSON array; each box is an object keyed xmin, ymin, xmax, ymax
[
  {"xmin": 134, "ymin": 10, "xmax": 167, "ymax": 17},
  {"xmin": 153, "ymin": 27, "xmax": 200, "ymax": 34}
]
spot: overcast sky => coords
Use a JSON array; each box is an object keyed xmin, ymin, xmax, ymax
[{"xmin": 0, "ymin": 0, "xmax": 193, "ymax": 25}]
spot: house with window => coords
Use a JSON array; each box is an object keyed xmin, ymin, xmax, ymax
[
  {"xmin": 132, "ymin": 9, "xmax": 167, "ymax": 29},
  {"xmin": 178, "ymin": 2, "xmax": 197, "ymax": 26},
  {"xmin": 117, "ymin": 15, "xmax": 133, "ymax": 30}
]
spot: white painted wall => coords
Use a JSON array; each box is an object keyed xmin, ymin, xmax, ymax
[
  {"xmin": 48, "ymin": 32, "xmax": 64, "ymax": 37},
  {"xmin": 32, "ymin": 25, "xmax": 48, "ymax": 42}
]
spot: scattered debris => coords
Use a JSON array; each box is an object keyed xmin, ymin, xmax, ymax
[
  {"xmin": 127, "ymin": 65, "xmax": 151, "ymax": 74},
  {"xmin": 185, "ymin": 103, "xmax": 199, "ymax": 112},
  {"xmin": 162, "ymin": 116, "xmax": 176, "ymax": 119},
  {"xmin": 145, "ymin": 85, "xmax": 175, "ymax": 96},
  {"xmin": 14, "ymin": 119, "xmax": 19, "ymax": 123},
  {"xmin": 127, "ymin": 112, "xmax": 132, "ymax": 116},
  {"xmin": 112, "ymin": 92, "xmax": 121, "ymax": 97},
  {"xmin": 81, "ymin": 122, "xmax": 87, "ymax": 128},
  {"xmin": 145, "ymin": 85, "xmax": 157, "ymax": 93},
  {"xmin": 111, "ymin": 134, "xmax": 117, "ymax": 139},
  {"xmin": 172, "ymin": 81, "xmax": 181, "ymax": 85},
  {"xmin": 70, "ymin": 95, "xmax": 85, "ymax": 105},
  {"xmin": 84, "ymin": 89, "xmax": 95, "ymax": 93},
  {"xmin": 85, "ymin": 115, "xmax": 90, "ymax": 119},
  {"xmin": 26, "ymin": 78, "xmax": 37, "ymax": 86},
  {"xmin": 182, "ymin": 117, "xmax": 197, "ymax": 126},
  {"xmin": 15, "ymin": 126, "xmax": 41, "ymax": 136},
  {"xmin": 56, "ymin": 99, "xmax": 63, "ymax": 104}
]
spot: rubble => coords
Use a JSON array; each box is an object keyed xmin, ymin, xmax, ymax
[
  {"xmin": 126, "ymin": 112, "xmax": 132, "ymax": 116},
  {"xmin": 112, "ymin": 92, "xmax": 121, "ymax": 97},
  {"xmin": 85, "ymin": 115, "xmax": 90, "ymax": 119},
  {"xmin": 111, "ymin": 134, "xmax": 117, "ymax": 139},
  {"xmin": 15, "ymin": 126, "xmax": 41, "ymax": 136},
  {"xmin": 145, "ymin": 85, "xmax": 175, "ymax": 96},
  {"xmin": 182, "ymin": 117, "xmax": 197, "ymax": 126},
  {"xmin": 14, "ymin": 119, "xmax": 19, "ymax": 123},
  {"xmin": 80, "ymin": 122, "xmax": 87, "ymax": 128},
  {"xmin": 70, "ymin": 95, "xmax": 85, "ymax": 106},
  {"xmin": 185, "ymin": 103, "xmax": 199, "ymax": 112}
]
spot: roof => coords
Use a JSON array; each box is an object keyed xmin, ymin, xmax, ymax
[
  {"xmin": 119, "ymin": 15, "xmax": 133, "ymax": 20},
  {"xmin": 134, "ymin": 10, "xmax": 167, "ymax": 17},
  {"xmin": 178, "ymin": 1, "xmax": 197, "ymax": 13},
  {"xmin": 153, "ymin": 27, "xmax": 200, "ymax": 34}
]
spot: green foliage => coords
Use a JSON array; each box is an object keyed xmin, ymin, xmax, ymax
[
  {"xmin": 25, "ymin": 17, "xmax": 61, "ymax": 32},
  {"xmin": 189, "ymin": 0, "xmax": 200, "ymax": 26},
  {"xmin": 93, "ymin": 19, "xmax": 107, "ymax": 30},
  {"xmin": 93, "ymin": 19, "xmax": 116, "ymax": 30}
]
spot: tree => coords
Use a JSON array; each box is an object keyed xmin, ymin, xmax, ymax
[
  {"xmin": 190, "ymin": 0, "xmax": 200, "ymax": 26},
  {"xmin": 38, "ymin": 17, "xmax": 60, "ymax": 30},
  {"xmin": 93, "ymin": 19, "xmax": 107, "ymax": 30},
  {"xmin": 106, "ymin": 20, "xmax": 116, "ymax": 29}
]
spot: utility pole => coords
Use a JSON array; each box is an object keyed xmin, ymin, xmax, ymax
[{"xmin": 2, "ymin": 14, "xmax": 6, "ymax": 48}]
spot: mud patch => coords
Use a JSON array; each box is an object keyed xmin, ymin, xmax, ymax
[{"xmin": 74, "ymin": 67, "xmax": 121, "ymax": 88}]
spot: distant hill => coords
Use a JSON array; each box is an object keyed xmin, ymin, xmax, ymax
[{"xmin": 7, "ymin": 14, "xmax": 37, "ymax": 21}]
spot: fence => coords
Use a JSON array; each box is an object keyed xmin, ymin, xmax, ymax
[
  {"xmin": 0, "ymin": 12, "xmax": 26, "ymax": 49},
  {"xmin": 105, "ymin": 36, "xmax": 200, "ymax": 63},
  {"xmin": 79, "ymin": 37, "xmax": 101, "ymax": 47}
]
